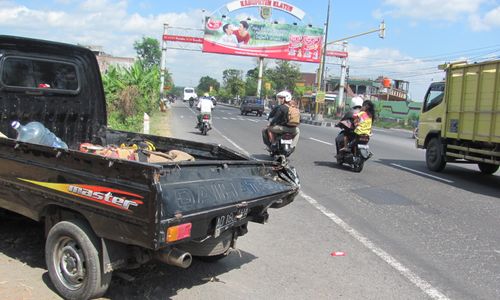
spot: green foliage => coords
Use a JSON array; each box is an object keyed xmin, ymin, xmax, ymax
[
  {"xmin": 222, "ymin": 69, "xmax": 245, "ymax": 97},
  {"xmin": 266, "ymin": 60, "xmax": 301, "ymax": 93},
  {"xmin": 133, "ymin": 37, "xmax": 161, "ymax": 70},
  {"xmin": 215, "ymin": 87, "xmax": 233, "ymax": 102},
  {"xmin": 197, "ymin": 76, "xmax": 220, "ymax": 94},
  {"xmin": 245, "ymin": 76, "xmax": 258, "ymax": 96},
  {"xmin": 102, "ymin": 60, "xmax": 160, "ymax": 131}
]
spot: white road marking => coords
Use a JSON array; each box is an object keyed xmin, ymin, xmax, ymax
[
  {"xmin": 230, "ymin": 117, "xmax": 237, "ymax": 120},
  {"xmin": 309, "ymin": 137, "xmax": 333, "ymax": 146},
  {"xmin": 300, "ymin": 191, "xmax": 450, "ymax": 300},
  {"xmin": 222, "ymin": 117, "xmax": 228, "ymax": 120},
  {"xmin": 212, "ymin": 131, "xmax": 449, "ymax": 300},
  {"xmin": 212, "ymin": 127, "xmax": 250, "ymax": 157},
  {"xmin": 246, "ymin": 119, "xmax": 259, "ymax": 123},
  {"xmin": 391, "ymin": 163, "xmax": 454, "ymax": 183}
]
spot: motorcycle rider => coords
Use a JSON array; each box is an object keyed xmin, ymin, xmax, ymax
[
  {"xmin": 262, "ymin": 90, "xmax": 300, "ymax": 150},
  {"xmin": 195, "ymin": 92, "xmax": 214, "ymax": 128},
  {"xmin": 342, "ymin": 99, "xmax": 375, "ymax": 151},
  {"xmin": 336, "ymin": 95, "xmax": 364, "ymax": 152}
]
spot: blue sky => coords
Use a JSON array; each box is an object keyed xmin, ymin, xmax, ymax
[{"xmin": 1, "ymin": 0, "xmax": 499, "ymax": 100}]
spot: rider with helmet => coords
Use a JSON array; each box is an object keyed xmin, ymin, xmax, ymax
[
  {"xmin": 336, "ymin": 94, "xmax": 364, "ymax": 151},
  {"xmin": 262, "ymin": 90, "xmax": 300, "ymax": 150},
  {"xmin": 196, "ymin": 92, "xmax": 214, "ymax": 128}
]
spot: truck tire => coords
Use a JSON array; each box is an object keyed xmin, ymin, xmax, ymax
[
  {"xmin": 426, "ymin": 138, "xmax": 446, "ymax": 172},
  {"xmin": 478, "ymin": 163, "xmax": 499, "ymax": 175},
  {"xmin": 46, "ymin": 219, "xmax": 111, "ymax": 300}
]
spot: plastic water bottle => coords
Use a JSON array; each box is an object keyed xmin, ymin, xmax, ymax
[{"xmin": 11, "ymin": 121, "xmax": 68, "ymax": 149}]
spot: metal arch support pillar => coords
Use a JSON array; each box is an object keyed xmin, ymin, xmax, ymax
[
  {"xmin": 159, "ymin": 23, "xmax": 168, "ymax": 101},
  {"xmin": 257, "ymin": 57, "xmax": 264, "ymax": 98}
]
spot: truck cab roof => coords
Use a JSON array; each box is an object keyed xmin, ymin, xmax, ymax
[{"xmin": 0, "ymin": 35, "xmax": 107, "ymax": 148}]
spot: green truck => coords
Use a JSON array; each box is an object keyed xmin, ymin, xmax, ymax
[{"xmin": 417, "ymin": 59, "xmax": 500, "ymax": 174}]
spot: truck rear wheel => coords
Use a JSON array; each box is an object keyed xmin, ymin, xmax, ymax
[
  {"xmin": 478, "ymin": 163, "xmax": 499, "ymax": 175},
  {"xmin": 46, "ymin": 219, "xmax": 111, "ymax": 300},
  {"xmin": 426, "ymin": 138, "xmax": 446, "ymax": 172}
]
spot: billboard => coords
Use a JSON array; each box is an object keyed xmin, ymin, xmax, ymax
[{"xmin": 202, "ymin": 17, "xmax": 324, "ymax": 63}]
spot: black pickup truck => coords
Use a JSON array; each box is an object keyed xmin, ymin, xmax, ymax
[{"xmin": 0, "ymin": 35, "xmax": 299, "ymax": 299}]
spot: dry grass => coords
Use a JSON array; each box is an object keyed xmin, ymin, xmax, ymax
[{"xmin": 150, "ymin": 106, "xmax": 171, "ymax": 137}]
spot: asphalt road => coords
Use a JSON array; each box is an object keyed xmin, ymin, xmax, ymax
[
  {"xmin": 163, "ymin": 101, "xmax": 500, "ymax": 300},
  {"xmin": 1, "ymin": 101, "xmax": 498, "ymax": 299}
]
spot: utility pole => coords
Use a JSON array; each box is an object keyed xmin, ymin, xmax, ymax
[
  {"xmin": 337, "ymin": 41, "xmax": 348, "ymax": 116},
  {"xmin": 159, "ymin": 23, "xmax": 168, "ymax": 101},
  {"xmin": 329, "ymin": 20, "xmax": 386, "ymax": 116},
  {"xmin": 314, "ymin": 0, "xmax": 331, "ymax": 120}
]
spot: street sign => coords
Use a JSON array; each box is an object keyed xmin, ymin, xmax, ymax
[
  {"xmin": 162, "ymin": 35, "xmax": 204, "ymax": 43},
  {"xmin": 326, "ymin": 50, "xmax": 348, "ymax": 58},
  {"xmin": 315, "ymin": 91, "xmax": 326, "ymax": 104}
]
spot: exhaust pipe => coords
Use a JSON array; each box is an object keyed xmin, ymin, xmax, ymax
[{"xmin": 156, "ymin": 248, "xmax": 192, "ymax": 268}]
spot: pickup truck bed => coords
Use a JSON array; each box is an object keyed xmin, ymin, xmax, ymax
[{"xmin": 0, "ymin": 35, "xmax": 299, "ymax": 299}]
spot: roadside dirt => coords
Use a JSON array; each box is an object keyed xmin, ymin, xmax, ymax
[{"xmin": 150, "ymin": 107, "xmax": 172, "ymax": 137}]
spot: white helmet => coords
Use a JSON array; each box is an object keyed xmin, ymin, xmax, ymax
[
  {"xmin": 351, "ymin": 96, "xmax": 363, "ymax": 108},
  {"xmin": 277, "ymin": 90, "xmax": 292, "ymax": 102}
]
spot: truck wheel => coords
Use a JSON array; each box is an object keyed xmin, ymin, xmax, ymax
[
  {"xmin": 46, "ymin": 219, "xmax": 111, "ymax": 300},
  {"xmin": 426, "ymin": 138, "xmax": 446, "ymax": 172},
  {"xmin": 478, "ymin": 163, "xmax": 499, "ymax": 175}
]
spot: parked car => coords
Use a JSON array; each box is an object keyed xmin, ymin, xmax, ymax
[{"xmin": 240, "ymin": 96, "xmax": 265, "ymax": 116}]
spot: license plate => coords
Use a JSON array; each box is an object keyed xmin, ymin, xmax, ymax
[
  {"xmin": 358, "ymin": 144, "xmax": 369, "ymax": 150},
  {"xmin": 214, "ymin": 207, "xmax": 249, "ymax": 238},
  {"xmin": 281, "ymin": 139, "xmax": 292, "ymax": 145}
]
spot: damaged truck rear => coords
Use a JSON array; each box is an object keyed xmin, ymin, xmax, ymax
[{"xmin": 0, "ymin": 35, "xmax": 299, "ymax": 299}]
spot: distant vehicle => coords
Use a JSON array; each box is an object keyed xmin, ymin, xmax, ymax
[
  {"xmin": 183, "ymin": 87, "xmax": 197, "ymax": 102},
  {"xmin": 210, "ymin": 96, "xmax": 217, "ymax": 106},
  {"xmin": 417, "ymin": 59, "xmax": 500, "ymax": 174},
  {"xmin": 240, "ymin": 96, "xmax": 264, "ymax": 116}
]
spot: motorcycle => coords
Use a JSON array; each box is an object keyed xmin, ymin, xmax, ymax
[
  {"xmin": 268, "ymin": 131, "xmax": 297, "ymax": 164},
  {"xmin": 198, "ymin": 113, "xmax": 211, "ymax": 135},
  {"xmin": 189, "ymin": 97, "xmax": 195, "ymax": 108},
  {"xmin": 334, "ymin": 126, "xmax": 372, "ymax": 172}
]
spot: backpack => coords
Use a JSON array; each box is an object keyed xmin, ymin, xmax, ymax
[{"xmin": 287, "ymin": 105, "xmax": 300, "ymax": 127}]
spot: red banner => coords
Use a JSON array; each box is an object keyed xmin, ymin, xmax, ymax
[
  {"xmin": 326, "ymin": 50, "xmax": 348, "ymax": 58},
  {"xmin": 162, "ymin": 34, "xmax": 204, "ymax": 44},
  {"xmin": 202, "ymin": 41, "xmax": 321, "ymax": 63},
  {"xmin": 202, "ymin": 17, "xmax": 323, "ymax": 63}
]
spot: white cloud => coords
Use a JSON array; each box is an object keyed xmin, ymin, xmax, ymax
[
  {"xmin": 381, "ymin": 0, "xmax": 486, "ymax": 21},
  {"xmin": 469, "ymin": 5, "xmax": 500, "ymax": 31}
]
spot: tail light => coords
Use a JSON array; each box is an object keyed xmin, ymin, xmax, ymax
[
  {"xmin": 166, "ymin": 223, "xmax": 192, "ymax": 242},
  {"xmin": 282, "ymin": 133, "xmax": 295, "ymax": 139},
  {"xmin": 202, "ymin": 115, "xmax": 210, "ymax": 120}
]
